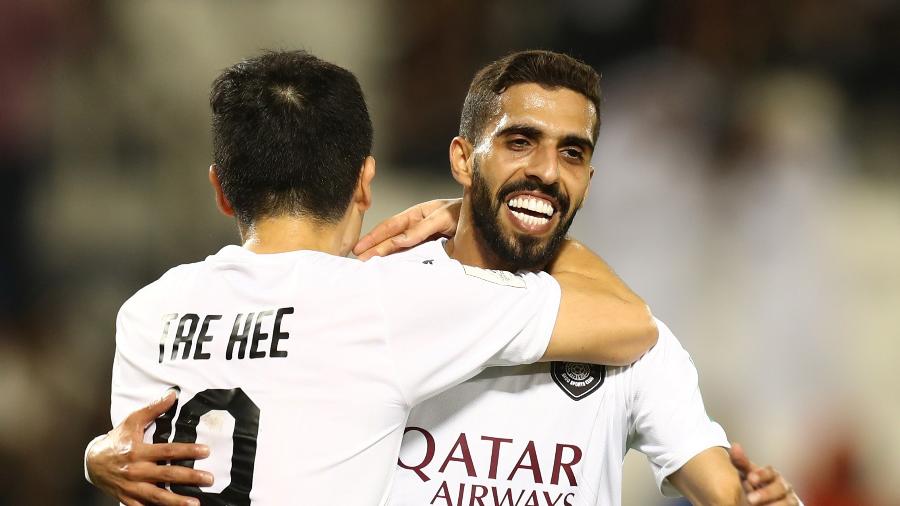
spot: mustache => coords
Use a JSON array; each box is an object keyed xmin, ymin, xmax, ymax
[{"xmin": 497, "ymin": 179, "xmax": 570, "ymax": 214}]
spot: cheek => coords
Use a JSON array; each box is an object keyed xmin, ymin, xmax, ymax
[
  {"xmin": 479, "ymin": 159, "xmax": 515, "ymax": 192},
  {"xmin": 562, "ymin": 170, "xmax": 591, "ymax": 202},
  {"xmin": 488, "ymin": 146, "xmax": 530, "ymax": 174}
]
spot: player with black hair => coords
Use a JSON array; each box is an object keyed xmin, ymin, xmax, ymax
[{"xmin": 81, "ymin": 49, "xmax": 657, "ymax": 506}]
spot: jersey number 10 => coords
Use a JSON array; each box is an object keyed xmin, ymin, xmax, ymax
[{"xmin": 153, "ymin": 387, "xmax": 260, "ymax": 505}]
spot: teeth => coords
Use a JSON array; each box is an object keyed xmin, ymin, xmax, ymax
[
  {"xmin": 507, "ymin": 196, "xmax": 554, "ymax": 217},
  {"xmin": 510, "ymin": 210, "xmax": 549, "ymax": 227}
]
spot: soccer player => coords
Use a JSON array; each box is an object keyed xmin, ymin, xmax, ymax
[
  {"xmin": 82, "ymin": 49, "xmax": 659, "ymax": 506},
  {"xmin": 353, "ymin": 51, "xmax": 802, "ymax": 506},
  {"xmin": 87, "ymin": 50, "xmax": 801, "ymax": 505}
]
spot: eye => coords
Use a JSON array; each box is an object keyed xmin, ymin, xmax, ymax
[
  {"xmin": 507, "ymin": 137, "xmax": 532, "ymax": 150},
  {"xmin": 561, "ymin": 147, "xmax": 585, "ymax": 161}
]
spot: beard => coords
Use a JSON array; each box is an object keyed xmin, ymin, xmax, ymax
[{"xmin": 469, "ymin": 162, "xmax": 578, "ymax": 272}]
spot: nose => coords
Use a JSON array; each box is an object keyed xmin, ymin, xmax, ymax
[{"xmin": 523, "ymin": 145, "xmax": 560, "ymax": 184}]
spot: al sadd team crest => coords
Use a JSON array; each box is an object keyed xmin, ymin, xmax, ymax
[{"xmin": 551, "ymin": 362, "xmax": 606, "ymax": 401}]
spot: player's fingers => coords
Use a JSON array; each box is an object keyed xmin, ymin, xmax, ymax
[
  {"xmin": 122, "ymin": 460, "xmax": 214, "ymax": 487},
  {"xmin": 406, "ymin": 198, "xmax": 459, "ymax": 221},
  {"xmin": 354, "ymin": 214, "xmax": 413, "ymax": 255},
  {"xmin": 746, "ymin": 474, "xmax": 792, "ymax": 505},
  {"xmin": 132, "ymin": 482, "xmax": 200, "ymax": 506},
  {"xmin": 156, "ymin": 465, "xmax": 214, "ymax": 487},
  {"xmin": 767, "ymin": 497, "xmax": 800, "ymax": 506},
  {"xmin": 126, "ymin": 390, "xmax": 178, "ymax": 429},
  {"xmin": 747, "ymin": 465, "xmax": 777, "ymax": 487},
  {"xmin": 356, "ymin": 237, "xmax": 404, "ymax": 260},
  {"xmin": 354, "ymin": 199, "xmax": 457, "ymax": 255},
  {"xmin": 741, "ymin": 478, "xmax": 755, "ymax": 494},
  {"xmin": 392, "ymin": 212, "xmax": 455, "ymax": 248},
  {"xmin": 728, "ymin": 442, "xmax": 756, "ymax": 476},
  {"xmin": 140, "ymin": 442, "xmax": 210, "ymax": 463},
  {"xmin": 120, "ymin": 497, "xmax": 147, "ymax": 506}
]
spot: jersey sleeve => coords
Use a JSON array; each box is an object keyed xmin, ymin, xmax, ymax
[
  {"xmin": 369, "ymin": 257, "xmax": 561, "ymax": 406},
  {"xmin": 626, "ymin": 319, "xmax": 729, "ymax": 497},
  {"xmin": 110, "ymin": 286, "xmax": 176, "ymax": 426}
]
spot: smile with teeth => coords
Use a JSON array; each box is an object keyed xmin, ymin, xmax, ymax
[{"xmin": 506, "ymin": 195, "xmax": 555, "ymax": 227}]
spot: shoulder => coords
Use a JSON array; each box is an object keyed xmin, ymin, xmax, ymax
[
  {"xmin": 651, "ymin": 319, "xmax": 684, "ymax": 352},
  {"xmin": 383, "ymin": 240, "xmax": 448, "ymax": 265},
  {"xmin": 363, "ymin": 240, "xmax": 460, "ymax": 281},
  {"xmin": 622, "ymin": 318, "xmax": 703, "ymax": 400},
  {"xmin": 366, "ymin": 246, "xmax": 551, "ymax": 292},
  {"xmin": 631, "ymin": 318, "xmax": 692, "ymax": 370},
  {"xmin": 118, "ymin": 261, "xmax": 202, "ymax": 316}
]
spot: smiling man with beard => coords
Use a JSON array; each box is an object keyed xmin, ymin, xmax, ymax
[
  {"xmin": 359, "ymin": 50, "xmax": 800, "ymax": 506},
  {"xmin": 85, "ymin": 50, "xmax": 800, "ymax": 506},
  {"xmin": 451, "ymin": 74, "xmax": 590, "ymax": 275}
]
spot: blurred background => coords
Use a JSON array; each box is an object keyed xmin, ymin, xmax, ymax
[{"xmin": 1, "ymin": 0, "xmax": 898, "ymax": 504}]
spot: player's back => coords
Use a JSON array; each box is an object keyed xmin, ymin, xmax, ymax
[
  {"xmin": 112, "ymin": 245, "xmax": 408, "ymax": 504},
  {"xmin": 111, "ymin": 243, "xmax": 561, "ymax": 505}
]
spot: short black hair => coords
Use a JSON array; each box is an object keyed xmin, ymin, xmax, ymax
[
  {"xmin": 210, "ymin": 50, "xmax": 373, "ymax": 226},
  {"xmin": 459, "ymin": 50, "xmax": 601, "ymax": 144}
]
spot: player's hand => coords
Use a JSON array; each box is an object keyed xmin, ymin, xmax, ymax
[
  {"xmin": 86, "ymin": 390, "xmax": 212, "ymax": 506},
  {"xmin": 729, "ymin": 442, "xmax": 802, "ymax": 506},
  {"xmin": 353, "ymin": 198, "xmax": 461, "ymax": 260}
]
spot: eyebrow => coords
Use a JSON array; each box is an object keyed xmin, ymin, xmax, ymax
[{"xmin": 496, "ymin": 124, "xmax": 594, "ymax": 153}]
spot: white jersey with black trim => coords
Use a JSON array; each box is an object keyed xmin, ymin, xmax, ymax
[
  {"xmin": 110, "ymin": 243, "xmax": 560, "ymax": 505},
  {"xmin": 388, "ymin": 240, "xmax": 728, "ymax": 506}
]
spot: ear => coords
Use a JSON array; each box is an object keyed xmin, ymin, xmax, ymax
[
  {"xmin": 354, "ymin": 156, "xmax": 376, "ymax": 211},
  {"xmin": 209, "ymin": 164, "xmax": 235, "ymax": 217},
  {"xmin": 449, "ymin": 136, "xmax": 475, "ymax": 188}
]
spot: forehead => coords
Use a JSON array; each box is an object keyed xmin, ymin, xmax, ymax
[{"xmin": 493, "ymin": 82, "xmax": 597, "ymax": 139}]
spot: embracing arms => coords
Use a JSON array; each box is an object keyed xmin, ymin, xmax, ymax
[
  {"xmin": 666, "ymin": 445, "xmax": 802, "ymax": 506},
  {"xmin": 356, "ymin": 198, "xmax": 657, "ymax": 366},
  {"xmin": 543, "ymin": 237, "xmax": 656, "ymax": 365}
]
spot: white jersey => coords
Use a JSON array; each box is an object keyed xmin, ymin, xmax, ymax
[
  {"xmin": 389, "ymin": 241, "xmax": 728, "ymax": 506},
  {"xmin": 110, "ymin": 243, "xmax": 560, "ymax": 505}
]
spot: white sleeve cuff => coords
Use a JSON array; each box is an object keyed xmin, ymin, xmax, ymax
[{"xmin": 83, "ymin": 434, "xmax": 105, "ymax": 485}]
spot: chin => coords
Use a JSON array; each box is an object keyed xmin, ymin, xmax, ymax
[{"xmin": 495, "ymin": 236, "xmax": 549, "ymax": 271}]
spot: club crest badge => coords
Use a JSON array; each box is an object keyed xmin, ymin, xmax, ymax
[{"xmin": 551, "ymin": 362, "xmax": 606, "ymax": 401}]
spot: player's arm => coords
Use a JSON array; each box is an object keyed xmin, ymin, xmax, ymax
[
  {"xmin": 626, "ymin": 323, "xmax": 802, "ymax": 506},
  {"xmin": 542, "ymin": 238, "xmax": 657, "ymax": 366},
  {"xmin": 667, "ymin": 445, "xmax": 802, "ymax": 506},
  {"xmin": 355, "ymin": 200, "xmax": 658, "ymax": 366},
  {"xmin": 84, "ymin": 392, "xmax": 211, "ymax": 506},
  {"xmin": 666, "ymin": 447, "xmax": 747, "ymax": 506}
]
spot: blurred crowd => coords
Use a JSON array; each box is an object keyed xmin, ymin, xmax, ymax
[{"xmin": 0, "ymin": 1, "xmax": 897, "ymax": 504}]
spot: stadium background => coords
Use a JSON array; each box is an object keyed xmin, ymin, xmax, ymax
[{"xmin": 0, "ymin": 0, "xmax": 898, "ymax": 504}]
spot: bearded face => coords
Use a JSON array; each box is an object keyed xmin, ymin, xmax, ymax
[
  {"xmin": 469, "ymin": 160, "xmax": 579, "ymax": 271},
  {"xmin": 461, "ymin": 83, "xmax": 596, "ymax": 271}
]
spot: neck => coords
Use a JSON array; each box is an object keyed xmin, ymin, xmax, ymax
[
  {"xmin": 444, "ymin": 198, "xmax": 515, "ymax": 271},
  {"xmin": 240, "ymin": 215, "xmax": 348, "ymax": 256}
]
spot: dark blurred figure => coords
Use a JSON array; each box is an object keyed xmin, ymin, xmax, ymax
[
  {"xmin": 0, "ymin": 0, "xmax": 56, "ymax": 328},
  {"xmin": 0, "ymin": 0, "xmax": 94, "ymax": 327},
  {"xmin": 0, "ymin": 2, "xmax": 100, "ymax": 504}
]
